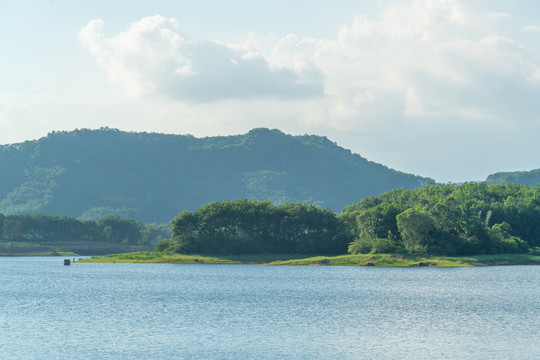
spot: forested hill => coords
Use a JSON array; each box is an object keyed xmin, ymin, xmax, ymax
[
  {"xmin": 487, "ymin": 169, "xmax": 540, "ymax": 186},
  {"xmin": 0, "ymin": 127, "xmax": 431, "ymax": 223}
]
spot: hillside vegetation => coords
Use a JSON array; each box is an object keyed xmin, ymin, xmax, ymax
[
  {"xmin": 342, "ymin": 183, "xmax": 540, "ymax": 256},
  {"xmin": 157, "ymin": 183, "xmax": 540, "ymax": 257},
  {"xmin": 5, "ymin": 182, "xmax": 540, "ymax": 258},
  {"xmin": 487, "ymin": 169, "xmax": 540, "ymax": 186},
  {"xmin": 0, "ymin": 213, "xmax": 169, "ymax": 245},
  {"xmin": 159, "ymin": 200, "xmax": 350, "ymax": 255},
  {"xmin": 0, "ymin": 127, "xmax": 430, "ymax": 223}
]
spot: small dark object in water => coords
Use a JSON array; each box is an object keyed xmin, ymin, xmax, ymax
[{"xmin": 64, "ymin": 259, "xmax": 70, "ymax": 266}]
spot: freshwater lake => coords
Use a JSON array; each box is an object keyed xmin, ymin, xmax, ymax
[{"xmin": 0, "ymin": 257, "xmax": 539, "ymax": 359}]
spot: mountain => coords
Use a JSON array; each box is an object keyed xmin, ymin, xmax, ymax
[
  {"xmin": 0, "ymin": 127, "xmax": 432, "ymax": 223},
  {"xmin": 486, "ymin": 169, "xmax": 540, "ymax": 186}
]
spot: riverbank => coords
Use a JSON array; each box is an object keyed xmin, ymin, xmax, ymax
[
  {"xmin": 78, "ymin": 252, "xmax": 316, "ymax": 264},
  {"xmin": 79, "ymin": 251, "xmax": 540, "ymax": 266},
  {"xmin": 0, "ymin": 241, "xmax": 151, "ymax": 256}
]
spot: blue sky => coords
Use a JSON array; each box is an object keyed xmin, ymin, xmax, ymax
[{"xmin": 1, "ymin": 0, "xmax": 540, "ymax": 183}]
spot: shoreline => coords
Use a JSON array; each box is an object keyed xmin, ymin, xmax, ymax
[
  {"xmin": 0, "ymin": 241, "xmax": 151, "ymax": 257},
  {"xmin": 77, "ymin": 252, "xmax": 540, "ymax": 267}
]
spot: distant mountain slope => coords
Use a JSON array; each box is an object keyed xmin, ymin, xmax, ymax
[
  {"xmin": 486, "ymin": 169, "xmax": 540, "ymax": 186},
  {"xmin": 0, "ymin": 128, "xmax": 431, "ymax": 223}
]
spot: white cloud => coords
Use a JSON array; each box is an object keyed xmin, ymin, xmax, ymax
[
  {"xmin": 302, "ymin": 0, "xmax": 540, "ymax": 124},
  {"xmin": 79, "ymin": 2, "xmax": 540, "ymax": 124},
  {"xmin": 264, "ymin": 0, "xmax": 540, "ymax": 180},
  {"xmin": 75, "ymin": 1, "xmax": 540, "ymax": 182},
  {"xmin": 79, "ymin": 15, "xmax": 323, "ymax": 101}
]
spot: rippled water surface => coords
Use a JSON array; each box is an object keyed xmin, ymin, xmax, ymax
[{"xmin": 1, "ymin": 257, "xmax": 539, "ymax": 359}]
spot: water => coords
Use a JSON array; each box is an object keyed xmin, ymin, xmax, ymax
[{"xmin": 0, "ymin": 257, "xmax": 539, "ymax": 359}]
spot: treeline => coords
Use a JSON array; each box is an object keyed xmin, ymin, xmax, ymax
[
  {"xmin": 342, "ymin": 183, "xmax": 540, "ymax": 255},
  {"xmin": 0, "ymin": 213, "xmax": 170, "ymax": 245},
  {"xmin": 157, "ymin": 199, "xmax": 350, "ymax": 255},
  {"xmin": 159, "ymin": 183, "xmax": 540, "ymax": 256},
  {"xmin": 4, "ymin": 183, "xmax": 540, "ymax": 257},
  {"xmin": 486, "ymin": 168, "xmax": 540, "ymax": 186}
]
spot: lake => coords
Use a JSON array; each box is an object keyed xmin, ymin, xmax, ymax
[{"xmin": 0, "ymin": 257, "xmax": 539, "ymax": 359}]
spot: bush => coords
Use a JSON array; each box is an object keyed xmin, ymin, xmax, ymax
[
  {"xmin": 348, "ymin": 232, "xmax": 397, "ymax": 254},
  {"xmin": 348, "ymin": 232, "xmax": 374, "ymax": 254},
  {"xmin": 371, "ymin": 237, "xmax": 398, "ymax": 254}
]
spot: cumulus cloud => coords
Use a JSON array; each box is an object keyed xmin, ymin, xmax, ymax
[
  {"xmin": 78, "ymin": 15, "xmax": 323, "ymax": 101},
  {"xmin": 265, "ymin": 0, "xmax": 540, "ymax": 132},
  {"xmin": 324, "ymin": 1, "xmax": 537, "ymax": 119},
  {"xmin": 267, "ymin": 0, "xmax": 540, "ymax": 180},
  {"xmin": 79, "ymin": 3, "xmax": 540, "ymax": 121},
  {"xmin": 77, "ymin": 1, "xmax": 540, "ymax": 181}
]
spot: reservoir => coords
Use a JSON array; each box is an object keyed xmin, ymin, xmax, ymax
[{"xmin": 0, "ymin": 257, "xmax": 539, "ymax": 359}]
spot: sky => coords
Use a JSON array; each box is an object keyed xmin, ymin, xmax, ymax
[{"xmin": 1, "ymin": 0, "xmax": 540, "ymax": 183}]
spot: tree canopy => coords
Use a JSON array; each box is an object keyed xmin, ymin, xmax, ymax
[
  {"xmin": 343, "ymin": 183, "xmax": 538, "ymax": 256},
  {"xmin": 161, "ymin": 183, "xmax": 540, "ymax": 256},
  {"xmin": 486, "ymin": 168, "xmax": 540, "ymax": 186},
  {"xmin": 159, "ymin": 199, "xmax": 351, "ymax": 255},
  {"xmin": 0, "ymin": 213, "xmax": 170, "ymax": 246}
]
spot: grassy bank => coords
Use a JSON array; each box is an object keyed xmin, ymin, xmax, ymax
[
  {"xmin": 78, "ymin": 252, "xmax": 236, "ymax": 264},
  {"xmin": 268, "ymin": 253, "xmax": 540, "ymax": 266},
  {"xmin": 80, "ymin": 252, "xmax": 540, "ymax": 266},
  {"xmin": 78, "ymin": 252, "xmax": 315, "ymax": 264}
]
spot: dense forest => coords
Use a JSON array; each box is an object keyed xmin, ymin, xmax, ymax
[
  {"xmin": 158, "ymin": 199, "xmax": 350, "ymax": 255},
  {"xmin": 487, "ymin": 169, "xmax": 540, "ymax": 186},
  {"xmin": 158, "ymin": 183, "xmax": 540, "ymax": 256},
  {"xmin": 0, "ymin": 213, "xmax": 170, "ymax": 246},
  {"xmin": 3, "ymin": 183, "xmax": 540, "ymax": 257},
  {"xmin": 2, "ymin": 125, "xmax": 538, "ymax": 257},
  {"xmin": 0, "ymin": 127, "xmax": 431, "ymax": 223},
  {"xmin": 342, "ymin": 183, "xmax": 540, "ymax": 256}
]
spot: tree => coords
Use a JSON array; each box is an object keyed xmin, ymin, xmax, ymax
[
  {"xmin": 396, "ymin": 209, "xmax": 437, "ymax": 254},
  {"xmin": 97, "ymin": 214, "xmax": 144, "ymax": 244},
  {"xmin": 169, "ymin": 200, "xmax": 352, "ymax": 255}
]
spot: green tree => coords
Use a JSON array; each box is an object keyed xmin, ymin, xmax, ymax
[
  {"xmin": 170, "ymin": 199, "xmax": 351, "ymax": 255},
  {"xmin": 396, "ymin": 209, "xmax": 438, "ymax": 254},
  {"xmin": 97, "ymin": 214, "xmax": 144, "ymax": 244}
]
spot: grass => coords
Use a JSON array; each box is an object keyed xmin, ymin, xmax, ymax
[
  {"xmin": 77, "ymin": 252, "xmax": 312, "ymax": 264},
  {"xmin": 80, "ymin": 252, "xmax": 540, "ymax": 266},
  {"xmin": 78, "ymin": 251, "xmax": 238, "ymax": 264},
  {"xmin": 267, "ymin": 254, "xmax": 473, "ymax": 267},
  {"xmin": 460, "ymin": 253, "xmax": 540, "ymax": 266},
  {"xmin": 269, "ymin": 253, "xmax": 540, "ymax": 266}
]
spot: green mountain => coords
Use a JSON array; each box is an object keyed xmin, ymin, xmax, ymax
[
  {"xmin": 486, "ymin": 169, "xmax": 540, "ymax": 186},
  {"xmin": 0, "ymin": 127, "xmax": 431, "ymax": 223}
]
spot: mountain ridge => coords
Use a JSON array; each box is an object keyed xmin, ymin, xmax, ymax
[
  {"xmin": 486, "ymin": 169, "xmax": 540, "ymax": 186},
  {"xmin": 0, "ymin": 127, "xmax": 432, "ymax": 223}
]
